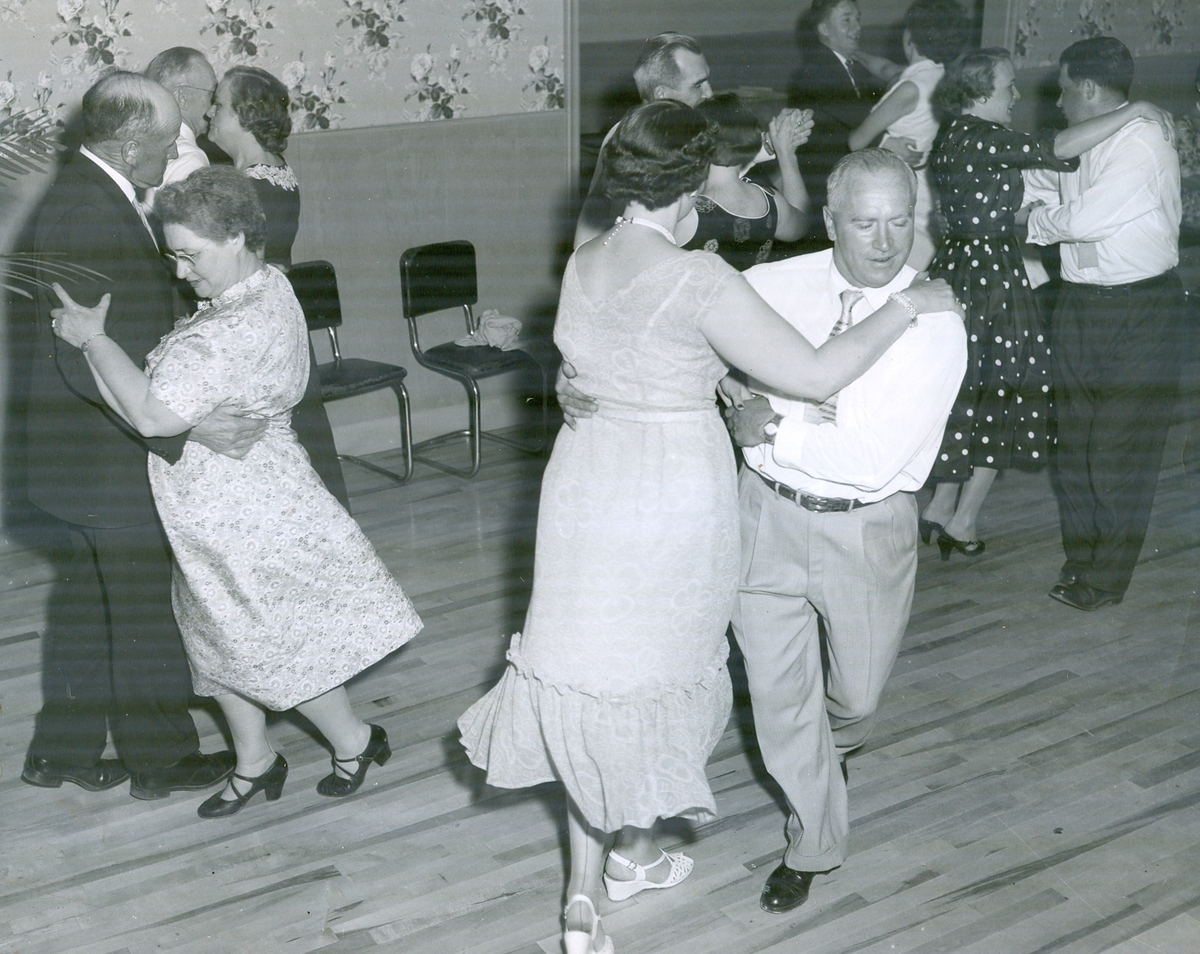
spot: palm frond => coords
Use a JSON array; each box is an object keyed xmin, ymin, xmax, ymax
[
  {"xmin": 1, "ymin": 253, "xmax": 109, "ymax": 299},
  {"xmin": 0, "ymin": 108, "xmax": 64, "ymax": 182}
]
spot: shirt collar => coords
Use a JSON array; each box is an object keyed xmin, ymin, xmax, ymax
[
  {"xmin": 79, "ymin": 145, "xmax": 138, "ymax": 207},
  {"xmin": 828, "ymin": 258, "xmax": 915, "ymax": 309}
]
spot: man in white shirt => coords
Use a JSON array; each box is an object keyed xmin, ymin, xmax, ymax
[
  {"xmin": 142, "ymin": 47, "xmax": 217, "ymax": 211},
  {"xmin": 1023, "ymin": 37, "xmax": 1184, "ymax": 611},
  {"xmin": 725, "ymin": 149, "xmax": 966, "ymax": 913}
]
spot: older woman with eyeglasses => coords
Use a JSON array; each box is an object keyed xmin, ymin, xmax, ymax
[{"xmin": 50, "ymin": 166, "xmax": 422, "ymax": 819}]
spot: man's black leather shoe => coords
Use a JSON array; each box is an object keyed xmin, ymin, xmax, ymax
[
  {"xmin": 130, "ymin": 751, "xmax": 236, "ymax": 800},
  {"xmin": 22, "ymin": 754, "xmax": 129, "ymax": 791},
  {"xmin": 1048, "ymin": 581, "xmax": 1123, "ymax": 611},
  {"xmin": 760, "ymin": 863, "xmax": 817, "ymax": 913},
  {"xmin": 1058, "ymin": 563, "xmax": 1085, "ymax": 586}
]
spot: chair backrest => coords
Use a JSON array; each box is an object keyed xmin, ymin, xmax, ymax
[
  {"xmin": 399, "ymin": 241, "xmax": 478, "ymax": 320},
  {"xmin": 288, "ymin": 260, "xmax": 342, "ymax": 333}
]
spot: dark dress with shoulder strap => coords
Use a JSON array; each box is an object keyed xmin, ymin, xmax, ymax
[{"xmin": 683, "ymin": 185, "xmax": 779, "ymax": 271}]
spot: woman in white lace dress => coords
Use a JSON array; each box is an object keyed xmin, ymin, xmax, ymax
[
  {"xmin": 51, "ymin": 168, "xmax": 422, "ymax": 819},
  {"xmin": 458, "ymin": 102, "xmax": 959, "ymax": 954},
  {"xmin": 206, "ymin": 65, "xmax": 300, "ymax": 267}
]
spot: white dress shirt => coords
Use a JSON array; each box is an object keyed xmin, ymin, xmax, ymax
[
  {"xmin": 741, "ymin": 249, "xmax": 967, "ymax": 502},
  {"xmin": 142, "ymin": 121, "xmax": 209, "ymax": 212},
  {"xmin": 1024, "ymin": 114, "xmax": 1180, "ymax": 285}
]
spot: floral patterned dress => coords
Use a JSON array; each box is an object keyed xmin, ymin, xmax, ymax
[
  {"xmin": 927, "ymin": 115, "xmax": 1077, "ymax": 478},
  {"xmin": 459, "ymin": 252, "xmax": 738, "ymax": 832},
  {"xmin": 146, "ymin": 266, "xmax": 422, "ymax": 709}
]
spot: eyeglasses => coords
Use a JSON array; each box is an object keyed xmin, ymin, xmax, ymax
[
  {"xmin": 164, "ymin": 248, "xmax": 203, "ymax": 269},
  {"xmin": 175, "ymin": 83, "xmax": 216, "ymax": 102}
]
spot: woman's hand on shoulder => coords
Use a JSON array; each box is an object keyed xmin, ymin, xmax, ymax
[
  {"xmin": 903, "ymin": 273, "xmax": 962, "ymax": 318},
  {"xmin": 1131, "ymin": 101, "xmax": 1175, "ymax": 145}
]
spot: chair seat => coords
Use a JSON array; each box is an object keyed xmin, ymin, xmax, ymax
[
  {"xmin": 317, "ymin": 358, "xmax": 408, "ymax": 401},
  {"xmin": 421, "ymin": 341, "xmax": 537, "ymax": 378}
]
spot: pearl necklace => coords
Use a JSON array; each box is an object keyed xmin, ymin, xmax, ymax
[{"xmin": 604, "ymin": 215, "xmax": 678, "ymax": 246}]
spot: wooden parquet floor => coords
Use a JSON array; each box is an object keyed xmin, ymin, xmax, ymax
[{"xmin": 0, "ymin": 423, "xmax": 1197, "ymax": 954}]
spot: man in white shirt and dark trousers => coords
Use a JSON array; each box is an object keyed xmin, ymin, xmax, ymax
[
  {"xmin": 1023, "ymin": 37, "xmax": 1184, "ymax": 611},
  {"xmin": 141, "ymin": 47, "xmax": 217, "ymax": 211},
  {"xmin": 725, "ymin": 149, "xmax": 966, "ymax": 912}
]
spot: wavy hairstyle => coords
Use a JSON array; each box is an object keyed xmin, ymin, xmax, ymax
[
  {"xmin": 155, "ymin": 165, "xmax": 268, "ymax": 254},
  {"xmin": 696, "ymin": 92, "xmax": 763, "ymax": 168},
  {"xmin": 902, "ymin": 0, "xmax": 971, "ymax": 66},
  {"xmin": 934, "ymin": 48, "xmax": 1011, "ymax": 116},
  {"xmin": 602, "ymin": 100, "xmax": 715, "ymax": 210},
  {"xmin": 224, "ymin": 65, "xmax": 292, "ymax": 155}
]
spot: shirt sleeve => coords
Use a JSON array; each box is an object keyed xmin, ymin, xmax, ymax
[
  {"xmin": 974, "ymin": 123, "xmax": 1078, "ymax": 171},
  {"xmin": 1026, "ymin": 125, "xmax": 1165, "ymax": 245},
  {"xmin": 769, "ymin": 313, "xmax": 967, "ymax": 492}
]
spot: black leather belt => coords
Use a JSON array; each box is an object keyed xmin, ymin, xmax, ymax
[{"xmin": 754, "ymin": 469, "xmax": 872, "ymax": 512}]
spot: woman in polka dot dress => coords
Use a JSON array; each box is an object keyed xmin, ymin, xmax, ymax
[{"xmin": 920, "ymin": 48, "xmax": 1171, "ymax": 559}]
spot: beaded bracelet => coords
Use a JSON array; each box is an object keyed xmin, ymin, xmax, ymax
[
  {"xmin": 887, "ymin": 291, "xmax": 920, "ymax": 327},
  {"xmin": 80, "ymin": 332, "xmax": 108, "ymax": 354}
]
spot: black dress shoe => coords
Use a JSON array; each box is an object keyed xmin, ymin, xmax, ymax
[
  {"xmin": 760, "ymin": 862, "xmax": 817, "ymax": 913},
  {"xmin": 22, "ymin": 754, "xmax": 129, "ymax": 791},
  {"xmin": 316, "ymin": 724, "xmax": 390, "ymax": 797},
  {"xmin": 197, "ymin": 754, "xmax": 287, "ymax": 819},
  {"xmin": 1048, "ymin": 580, "xmax": 1123, "ymax": 611},
  {"xmin": 130, "ymin": 750, "xmax": 236, "ymax": 800},
  {"xmin": 1059, "ymin": 563, "xmax": 1088, "ymax": 586}
]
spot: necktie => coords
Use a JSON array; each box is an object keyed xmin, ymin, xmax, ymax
[
  {"xmin": 805, "ymin": 288, "xmax": 863, "ymax": 425},
  {"xmin": 132, "ymin": 189, "xmax": 158, "ymax": 249},
  {"xmin": 844, "ymin": 59, "xmax": 860, "ymax": 96}
]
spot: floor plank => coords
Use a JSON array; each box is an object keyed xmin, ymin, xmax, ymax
[{"xmin": 0, "ymin": 422, "xmax": 1197, "ymax": 954}]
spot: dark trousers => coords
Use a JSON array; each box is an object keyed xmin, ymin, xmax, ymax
[
  {"xmin": 29, "ymin": 519, "xmax": 199, "ymax": 772},
  {"xmin": 1049, "ymin": 272, "xmax": 1184, "ymax": 595}
]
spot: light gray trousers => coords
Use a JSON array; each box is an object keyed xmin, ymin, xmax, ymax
[{"xmin": 731, "ymin": 468, "xmax": 917, "ymax": 872}]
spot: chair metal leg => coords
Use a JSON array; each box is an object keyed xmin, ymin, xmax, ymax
[{"xmin": 331, "ymin": 381, "xmax": 414, "ymax": 485}]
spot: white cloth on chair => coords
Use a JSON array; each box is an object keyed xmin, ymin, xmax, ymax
[{"xmin": 455, "ymin": 310, "xmax": 523, "ymax": 350}]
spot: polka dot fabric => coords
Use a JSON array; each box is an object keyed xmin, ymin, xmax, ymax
[{"xmin": 927, "ymin": 115, "xmax": 1076, "ymax": 478}]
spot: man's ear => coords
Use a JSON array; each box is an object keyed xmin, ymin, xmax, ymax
[
  {"xmin": 652, "ymin": 85, "xmax": 668, "ymax": 101},
  {"xmin": 1081, "ymin": 78, "xmax": 1098, "ymax": 102},
  {"xmin": 120, "ymin": 140, "xmax": 139, "ymax": 167},
  {"xmin": 823, "ymin": 206, "xmax": 837, "ymax": 244}
]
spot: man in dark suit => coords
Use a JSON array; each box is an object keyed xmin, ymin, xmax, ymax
[
  {"xmin": 21, "ymin": 72, "xmax": 245, "ymax": 798},
  {"xmin": 788, "ymin": 0, "xmax": 883, "ymax": 219}
]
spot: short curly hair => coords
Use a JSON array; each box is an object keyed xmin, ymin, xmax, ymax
[
  {"xmin": 696, "ymin": 93, "xmax": 762, "ymax": 168},
  {"xmin": 902, "ymin": 0, "xmax": 971, "ymax": 66},
  {"xmin": 602, "ymin": 101, "xmax": 715, "ymax": 211},
  {"xmin": 154, "ymin": 165, "xmax": 268, "ymax": 254},
  {"xmin": 934, "ymin": 48, "xmax": 1011, "ymax": 116},
  {"xmin": 224, "ymin": 65, "xmax": 292, "ymax": 155}
]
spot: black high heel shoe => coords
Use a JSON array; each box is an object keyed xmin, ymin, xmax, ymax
[
  {"xmin": 317, "ymin": 724, "xmax": 390, "ymax": 797},
  {"xmin": 197, "ymin": 753, "xmax": 287, "ymax": 818},
  {"xmin": 937, "ymin": 531, "xmax": 985, "ymax": 561},
  {"xmin": 918, "ymin": 518, "xmax": 944, "ymax": 545}
]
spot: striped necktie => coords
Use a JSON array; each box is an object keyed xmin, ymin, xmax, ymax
[{"xmin": 805, "ymin": 288, "xmax": 863, "ymax": 425}]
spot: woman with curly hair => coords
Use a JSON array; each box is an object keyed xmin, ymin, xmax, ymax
[
  {"xmin": 458, "ymin": 101, "xmax": 958, "ymax": 954},
  {"xmin": 207, "ymin": 65, "xmax": 299, "ymax": 267},
  {"xmin": 919, "ymin": 48, "xmax": 1172, "ymax": 558}
]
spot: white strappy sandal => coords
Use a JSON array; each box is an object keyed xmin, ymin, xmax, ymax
[
  {"xmin": 563, "ymin": 894, "xmax": 614, "ymax": 954},
  {"xmin": 603, "ymin": 848, "xmax": 694, "ymax": 902}
]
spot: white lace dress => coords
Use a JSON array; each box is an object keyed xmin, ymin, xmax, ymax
[
  {"xmin": 458, "ymin": 252, "xmax": 738, "ymax": 831},
  {"xmin": 146, "ymin": 266, "xmax": 422, "ymax": 709}
]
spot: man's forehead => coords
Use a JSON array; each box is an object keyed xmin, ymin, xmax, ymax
[{"xmin": 674, "ymin": 49, "xmax": 708, "ymax": 80}]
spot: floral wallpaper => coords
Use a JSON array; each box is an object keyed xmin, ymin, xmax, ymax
[
  {"xmin": 1011, "ymin": 0, "xmax": 1199, "ymax": 67},
  {"xmin": 0, "ymin": 0, "xmax": 565, "ymax": 139}
]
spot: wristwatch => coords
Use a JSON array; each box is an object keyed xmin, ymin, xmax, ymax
[{"xmin": 763, "ymin": 412, "xmax": 783, "ymax": 444}]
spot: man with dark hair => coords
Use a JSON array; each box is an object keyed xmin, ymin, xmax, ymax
[
  {"xmin": 574, "ymin": 32, "xmax": 713, "ymax": 248},
  {"xmin": 1023, "ymin": 37, "xmax": 1183, "ymax": 610},
  {"xmin": 21, "ymin": 71, "xmax": 247, "ymax": 798},
  {"xmin": 725, "ymin": 148, "xmax": 965, "ymax": 913},
  {"xmin": 788, "ymin": 0, "xmax": 884, "ymax": 218}
]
